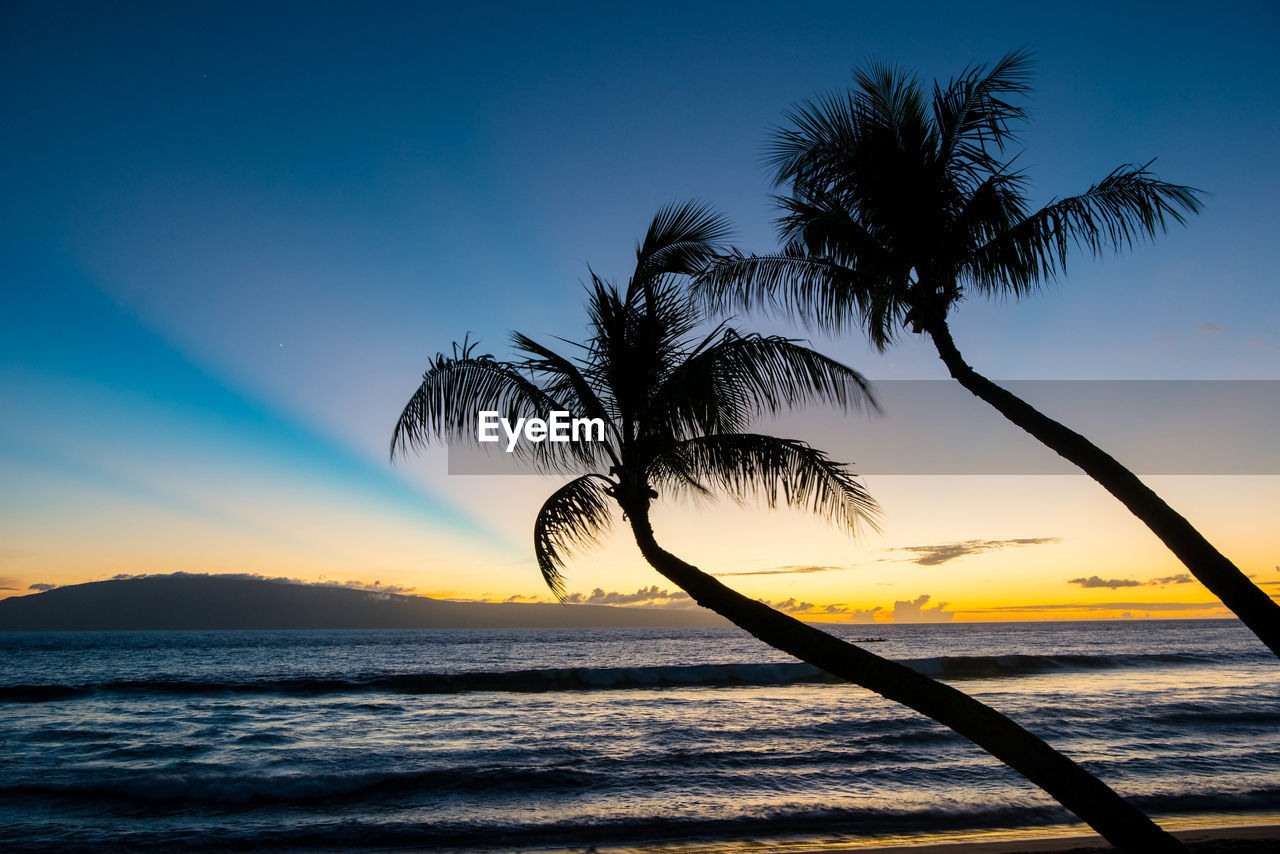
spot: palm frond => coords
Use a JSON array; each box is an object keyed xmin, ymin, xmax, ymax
[
  {"xmin": 859, "ymin": 282, "xmax": 912, "ymax": 352},
  {"xmin": 768, "ymin": 90, "xmax": 866, "ymax": 192},
  {"xmin": 967, "ymin": 161, "xmax": 1204, "ymax": 296},
  {"xmin": 851, "ymin": 58, "xmax": 930, "ymax": 146},
  {"xmin": 533, "ymin": 474, "xmax": 616, "ymax": 598},
  {"xmin": 634, "ymin": 200, "xmax": 734, "ymax": 284},
  {"xmin": 774, "ymin": 192, "xmax": 890, "ymax": 264},
  {"xmin": 956, "ymin": 170, "xmax": 1031, "ymax": 240},
  {"xmin": 697, "ymin": 242, "xmax": 909, "ymax": 350},
  {"xmin": 698, "ymin": 246, "xmax": 869, "ymax": 330},
  {"xmin": 934, "ymin": 48, "xmax": 1034, "ymax": 175},
  {"xmin": 511, "ymin": 331, "xmax": 622, "ymax": 461},
  {"xmin": 650, "ymin": 330, "xmax": 878, "ymax": 439},
  {"xmin": 584, "ymin": 275, "xmax": 703, "ymax": 443},
  {"xmin": 653, "ymin": 434, "xmax": 880, "ymax": 535},
  {"xmin": 390, "ymin": 347, "xmax": 562, "ymax": 460}
]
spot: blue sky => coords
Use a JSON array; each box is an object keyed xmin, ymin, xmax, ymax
[{"xmin": 2, "ymin": 1, "xmax": 1277, "ymax": 609}]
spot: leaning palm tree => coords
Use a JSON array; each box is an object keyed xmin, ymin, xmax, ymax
[
  {"xmin": 392, "ymin": 203, "xmax": 1185, "ymax": 853},
  {"xmin": 698, "ymin": 50, "xmax": 1280, "ymax": 658}
]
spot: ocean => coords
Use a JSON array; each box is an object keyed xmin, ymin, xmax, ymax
[{"xmin": 2, "ymin": 620, "xmax": 1277, "ymax": 852}]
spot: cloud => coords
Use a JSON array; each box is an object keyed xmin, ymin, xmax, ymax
[
  {"xmin": 757, "ymin": 598, "xmax": 881, "ymax": 622},
  {"xmin": 823, "ymin": 604, "xmax": 882, "ymax": 622},
  {"xmin": 888, "ymin": 537, "xmax": 1062, "ymax": 567},
  {"xmin": 513, "ymin": 588, "xmax": 956, "ymax": 625},
  {"xmin": 561, "ymin": 586, "xmax": 695, "ymax": 608},
  {"xmin": 1199, "ymin": 322, "xmax": 1224, "ymax": 337},
  {"xmin": 106, "ymin": 571, "xmax": 417, "ymax": 595},
  {"xmin": 759, "ymin": 597, "xmax": 817, "ymax": 613},
  {"xmin": 1069, "ymin": 575, "xmax": 1145, "ymax": 589},
  {"xmin": 714, "ymin": 565, "xmax": 851, "ymax": 577},
  {"xmin": 968, "ymin": 601, "xmax": 1226, "ymax": 613},
  {"xmin": 891, "ymin": 594, "xmax": 955, "ymax": 623},
  {"xmin": 508, "ymin": 588, "xmax": 877, "ymax": 614},
  {"xmin": 313, "ymin": 578, "xmax": 416, "ymax": 595},
  {"xmin": 28, "ymin": 583, "xmax": 59, "ymax": 592},
  {"xmin": 1149, "ymin": 573, "xmax": 1194, "ymax": 586}
]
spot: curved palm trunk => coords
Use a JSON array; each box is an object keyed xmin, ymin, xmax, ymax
[
  {"xmin": 927, "ymin": 321, "xmax": 1280, "ymax": 659},
  {"xmin": 624, "ymin": 507, "xmax": 1185, "ymax": 854}
]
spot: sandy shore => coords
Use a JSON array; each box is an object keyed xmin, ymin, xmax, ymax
[
  {"xmin": 832, "ymin": 824, "xmax": 1280, "ymax": 853},
  {"xmin": 567, "ymin": 821, "xmax": 1280, "ymax": 854}
]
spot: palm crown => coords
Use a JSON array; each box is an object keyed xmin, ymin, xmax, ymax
[
  {"xmin": 701, "ymin": 48, "xmax": 1203, "ymax": 348},
  {"xmin": 392, "ymin": 202, "xmax": 879, "ymax": 597},
  {"xmin": 694, "ymin": 51, "xmax": 1280, "ymax": 660}
]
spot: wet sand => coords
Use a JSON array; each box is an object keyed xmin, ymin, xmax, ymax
[
  {"xmin": 594, "ymin": 822, "xmax": 1280, "ymax": 854},
  {"xmin": 840, "ymin": 823, "xmax": 1280, "ymax": 853}
]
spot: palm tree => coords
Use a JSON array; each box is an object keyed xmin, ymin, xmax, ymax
[
  {"xmin": 392, "ymin": 203, "xmax": 1186, "ymax": 853},
  {"xmin": 698, "ymin": 50, "xmax": 1280, "ymax": 658}
]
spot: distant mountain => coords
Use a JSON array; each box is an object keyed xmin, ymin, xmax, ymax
[{"xmin": 0, "ymin": 575, "xmax": 726, "ymax": 631}]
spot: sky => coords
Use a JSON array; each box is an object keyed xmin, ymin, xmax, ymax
[{"xmin": 2, "ymin": 0, "xmax": 1278, "ymax": 622}]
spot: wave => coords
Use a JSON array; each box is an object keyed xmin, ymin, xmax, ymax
[
  {"xmin": 0, "ymin": 764, "xmax": 600, "ymax": 806},
  {"xmin": 5, "ymin": 783, "xmax": 1280, "ymax": 853},
  {"xmin": 902, "ymin": 651, "xmax": 1223, "ymax": 679},
  {"xmin": 0, "ymin": 802, "xmax": 1072, "ymax": 853},
  {"xmin": 0, "ymin": 651, "xmax": 1236, "ymax": 703}
]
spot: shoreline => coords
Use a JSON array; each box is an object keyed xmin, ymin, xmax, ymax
[
  {"xmin": 556, "ymin": 818, "xmax": 1280, "ymax": 854},
  {"xmin": 814, "ymin": 824, "xmax": 1280, "ymax": 853}
]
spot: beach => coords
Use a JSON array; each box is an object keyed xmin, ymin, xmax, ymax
[
  {"xmin": 553, "ymin": 822, "xmax": 1280, "ymax": 853},
  {"xmin": 613, "ymin": 822, "xmax": 1280, "ymax": 853}
]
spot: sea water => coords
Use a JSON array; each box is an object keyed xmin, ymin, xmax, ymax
[{"xmin": 1, "ymin": 620, "xmax": 1277, "ymax": 851}]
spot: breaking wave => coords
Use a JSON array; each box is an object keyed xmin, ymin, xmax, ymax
[{"xmin": 0, "ymin": 651, "xmax": 1235, "ymax": 703}]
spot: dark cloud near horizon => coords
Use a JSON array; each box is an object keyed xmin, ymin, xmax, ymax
[
  {"xmin": 1149, "ymin": 573, "xmax": 1194, "ymax": 586},
  {"xmin": 107, "ymin": 571, "xmax": 416, "ymax": 595},
  {"xmin": 1069, "ymin": 575, "xmax": 1145, "ymax": 589},
  {"xmin": 560, "ymin": 586, "xmax": 695, "ymax": 607},
  {"xmin": 889, "ymin": 537, "xmax": 1062, "ymax": 567},
  {"xmin": 532, "ymin": 588, "xmax": 954, "ymax": 624},
  {"xmin": 503, "ymin": 587, "xmax": 697, "ymax": 608},
  {"xmin": 28, "ymin": 582, "xmax": 59, "ymax": 591},
  {"xmin": 757, "ymin": 597, "xmax": 881, "ymax": 622},
  {"xmin": 1071, "ymin": 574, "xmax": 1198, "ymax": 589},
  {"xmin": 714, "ymin": 565, "xmax": 850, "ymax": 577},
  {"xmin": 1073, "ymin": 572, "xmax": 1195, "ymax": 589}
]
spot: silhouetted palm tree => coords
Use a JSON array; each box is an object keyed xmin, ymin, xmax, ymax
[
  {"xmin": 699, "ymin": 50, "xmax": 1280, "ymax": 658},
  {"xmin": 393, "ymin": 203, "xmax": 1185, "ymax": 853}
]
